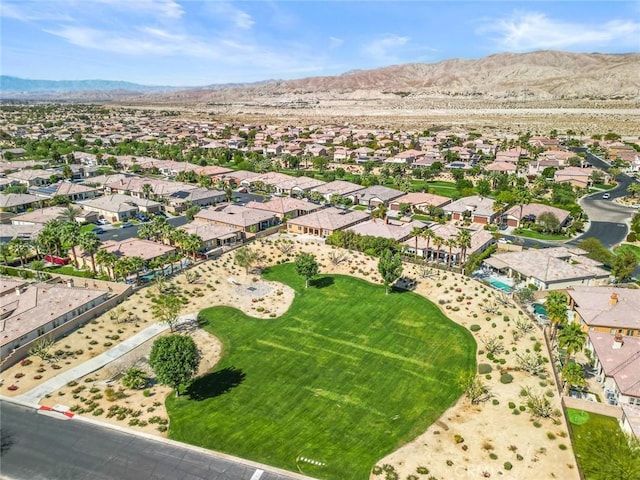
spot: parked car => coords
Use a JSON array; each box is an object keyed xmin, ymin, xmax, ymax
[
  {"xmin": 135, "ymin": 213, "xmax": 149, "ymax": 222},
  {"xmin": 602, "ymin": 193, "xmax": 610, "ymax": 199},
  {"xmin": 96, "ymin": 218, "xmax": 109, "ymax": 225},
  {"xmin": 92, "ymin": 227, "xmax": 105, "ymax": 234},
  {"xmin": 120, "ymin": 222, "xmax": 133, "ymax": 228},
  {"xmin": 155, "ymin": 211, "xmax": 167, "ymax": 218}
]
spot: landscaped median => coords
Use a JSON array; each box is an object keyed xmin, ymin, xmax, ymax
[{"xmin": 165, "ymin": 263, "xmax": 477, "ymax": 480}]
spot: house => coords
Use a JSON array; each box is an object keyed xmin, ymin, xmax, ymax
[
  {"xmin": 586, "ymin": 331, "xmax": 640, "ymax": 407},
  {"xmin": 6, "ymin": 169, "xmax": 52, "ymax": 187},
  {"xmin": 485, "ymin": 161, "xmax": 517, "ymax": 174},
  {"xmin": 270, "ymin": 175, "xmax": 326, "ymax": 197},
  {"xmin": 403, "ymin": 224, "xmax": 494, "ymax": 265},
  {"xmin": 501, "ymin": 203, "xmax": 571, "ymax": 229},
  {"xmin": 178, "ymin": 222, "xmax": 242, "ymax": 253},
  {"xmin": 286, "ymin": 207, "xmax": 369, "ymax": 237},
  {"xmin": 10, "ymin": 206, "xmax": 71, "ymax": 226},
  {"xmin": 444, "ymin": 195, "xmax": 498, "ymax": 224},
  {"xmin": 165, "ymin": 188, "xmax": 226, "ymax": 213},
  {"xmin": 96, "ymin": 238, "xmax": 177, "ymax": 265},
  {"xmin": 482, "ymin": 246, "xmax": 610, "ymax": 290},
  {"xmin": 310, "ymin": 180, "xmax": 365, "ymax": 203},
  {"xmin": 554, "ymin": 167, "xmax": 594, "ymax": 189},
  {"xmin": 216, "ymin": 170, "xmax": 260, "ymax": 188},
  {"xmin": 620, "ymin": 404, "xmax": 640, "ymax": 439},
  {"xmin": 0, "ymin": 278, "xmax": 110, "ymax": 360},
  {"xmin": 31, "ymin": 181, "xmax": 102, "ymax": 202},
  {"xmin": 389, "ymin": 192, "xmax": 451, "ymax": 215},
  {"xmin": 347, "ymin": 219, "xmax": 425, "ymax": 242},
  {"xmin": 567, "ymin": 287, "xmax": 640, "ymax": 337},
  {"xmin": 194, "ymin": 204, "xmax": 279, "ymax": 233},
  {"xmin": 0, "ymin": 193, "xmax": 42, "ymax": 214},
  {"xmin": 245, "ymin": 197, "xmax": 322, "ymax": 220},
  {"xmin": 349, "ymin": 185, "xmax": 404, "ymax": 208}
]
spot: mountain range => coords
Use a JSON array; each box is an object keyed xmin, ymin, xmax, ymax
[{"xmin": 2, "ymin": 51, "xmax": 639, "ymax": 104}]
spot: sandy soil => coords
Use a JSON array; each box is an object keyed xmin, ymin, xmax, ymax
[{"xmin": 4, "ymin": 236, "xmax": 578, "ymax": 479}]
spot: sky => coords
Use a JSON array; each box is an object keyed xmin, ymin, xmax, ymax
[{"xmin": 1, "ymin": 0, "xmax": 639, "ymax": 86}]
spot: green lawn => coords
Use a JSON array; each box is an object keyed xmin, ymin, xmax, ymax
[
  {"xmin": 513, "ymin": 229, "xmax": 569, "ymax": 241},
  {"xmin": 166, "ymin": 263, "xmax": 476, "ymax": 479},
  {"xmin": 614, "ymin": 243, "xmax": 640, "ymax": 262},
  {"xmin": 45, "ymin": 264, "xmax": 96, "ymax": 278},
  {"xmin": 80, "ymin": 223, "xmax": 98, "ymax": 234}
]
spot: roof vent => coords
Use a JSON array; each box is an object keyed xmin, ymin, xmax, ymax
[{"xmin": 610, "ymin": 293, "xmax": 618, "ymax": 306}]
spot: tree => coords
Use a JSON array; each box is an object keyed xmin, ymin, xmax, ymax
[
  {"xmin": 444, "ymin": 238, "xmax": 457, "ymax": 268},
  {"xmin": 421, "ymin": 228, "xmax": 435, "ymax": 263},
  {"xmin": 95, "ymin": 249, "xmax": 117, "ymax": 280},
  {"xmin": 185, "ymin": 204, "xmax": 201, "ymax": 222},
  {"xmin": 9, "ymin": 238, "xmax": 30, "ymax": 267},
  {"xmin": 295, "ymin": 252, "xmax": 319, "ymax": 288},
  {"xmin": 612, "ymin": 250, "xmax": 637, "ymax": 283},
  {"xmin": 234, "ymin": 246, "xmax": 257, "ymax": 273},
  {"xmin": 377, "ymin": 249, "xmax": 403, "ymax": 294},
  {"xmin": 61, "ymin": 220, "xmax": 81, "ymax": 268},
  {"xmin": 371, "ymin": 204, "xmax": 387, "ymax": 222},
  {"xmin": 149, "ymin": 335, "xmax": 200, "ymax": 397},
  {"xmin": 537, "ymin": 211, "xmax": 561, "ymax": 233},
  {"xmin": 476, "ymin": 178, "xmax": 491, "ymax": 197},
  {"xmin": 578, "ymin": 238, "xmax": 614, "ymax": 266},
  {"xmin": 141, "ymin": 183, "xmax": 153, "ymax": 199},
  {"xmin": 456, "ymin": 228, "xmax": 472, "ymax": 265},
  {"xmin": 557, "ymin": 322, "xmax": 586, "ymax": 366},
  {"xmin": 544, "ymin": 291, "xmax": 568, "ymax": 340},
  {"xmin": 561, "ymin": 361, "xmax": 585, "ymax": 395},
  {"xmin": 150, "ymin": 293, "xmax": 183, "ymax": 332},
  {"xmin": 78, "ymin": 231, "xmax": 100, "ymax": 274}
]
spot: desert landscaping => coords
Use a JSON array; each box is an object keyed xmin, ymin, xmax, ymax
[{"xmin": 2, "ymin": 235, "xmax": 578, "ymax": 479}]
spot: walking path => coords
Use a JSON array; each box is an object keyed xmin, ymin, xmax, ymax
[{"xmin": 14, "ymin": 313, "xmax": 197, "ymax": 405}]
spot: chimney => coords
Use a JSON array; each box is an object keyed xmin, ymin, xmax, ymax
[
  {"xmin": 67, "ymin": 279, "xmax": 74, "ymax": 288},
  {"xmin": 15, "ymin": 286, "xmax": 26, "ymax": 296},
  {"xmin": 613, "ymin": 332, "xmax": 624, "ymax": 349},
  {"xmin": 610, "ymin": 293, "xmax": 618, "ymax": 306}
]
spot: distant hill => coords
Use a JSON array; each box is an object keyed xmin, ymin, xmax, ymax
[
  {"xmin": 0, "ymin": 76, "xmax": 182, "ymax": 100},
  {"xmin": 132, "ymin": 50, "xmax": 640, "ymax": 106}
]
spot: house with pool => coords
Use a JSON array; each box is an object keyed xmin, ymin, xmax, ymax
[{"xmin": 481, "ymin": 246, "xmax": 610, "ymax": 291}]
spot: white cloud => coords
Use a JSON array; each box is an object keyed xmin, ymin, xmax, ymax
[
  {"xmin": 91, "ymin": 0, "xmax": 184, "ymax": 19},
  {"xmin": 0, "ymin": 2, "xmax": 73, "ymax": 21},
  {"xmin": 481, "ymin": 11, "xmax": 640, "ymax": 51},
  {"xmin": 329, "ymin": 36, "xmax": 344, "ymax": 48},
  {"xmin": 362, "ymin": 34, "xmax": 409, "ymax": 60},
  {"xmin": 206, "ymin": 2, "xmax": 254, "ymax": 30}
]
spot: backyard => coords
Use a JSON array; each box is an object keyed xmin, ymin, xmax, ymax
[{"xmin": 166, "ymin": 263, "xmax": 476, "ymax": 480}]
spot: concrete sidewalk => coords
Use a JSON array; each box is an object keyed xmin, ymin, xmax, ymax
[{"xmin": 14, "ymin": 313, "xmax": 198, "ymax": 404}]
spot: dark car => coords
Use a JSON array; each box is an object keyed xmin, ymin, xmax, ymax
[
  {"xmin": 121, "ymin": 222, "xmax": 133, "ymax": 228},
  {"xmin": 92, "ymin": 227, "xmax": 105, "ymax": 234},
  {"xmin": 135, "ymin": 213, "xmax": 149, "ymax": 222}
]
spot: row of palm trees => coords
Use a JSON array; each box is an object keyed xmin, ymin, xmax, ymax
[
  {"xmin": 410, "ymin": 226, "xmax": 473, "ymax": 269},
  {"xmin": 1, "ymin": 208, "xmax": 204, "ymax": 283}
]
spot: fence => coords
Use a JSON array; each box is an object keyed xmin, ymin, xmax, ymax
[{"xmin": 562, "ymin": 396, "xmax": 623, "ymax": 419}]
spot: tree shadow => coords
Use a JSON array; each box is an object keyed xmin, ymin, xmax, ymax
[
  {"xmin": 312, "ymin": 276, "xmax": 334, "ymax": 289},
  {"xmin": 186, "ymin": 367, "xmax": 246, "ymax": 401}
]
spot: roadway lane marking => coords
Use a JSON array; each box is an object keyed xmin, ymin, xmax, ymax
[{"xmin": 249, "ymin": 469, "xmax": 264, "ymax": 480}]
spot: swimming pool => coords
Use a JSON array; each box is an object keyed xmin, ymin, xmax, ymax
[
  {"xmin": 487, "ymin": 278, "xmax": 512, "ymax": 293},
  {"xmin": 533, "ymin": 303, "xmax": 548, "ymax": 316}
]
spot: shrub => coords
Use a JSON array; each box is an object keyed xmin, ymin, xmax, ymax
[
  {"xmin": 416, "ymin": 466, "xmax": 429, "ymax": 474},
  {"xmin": 547, "ymin": 432, "xmax": 556, "ymax": 440},
  {"xmin": 492, "ymin": 399, "xmax": 499, "ymax": 405},
  {"xmin": 470, "ymin": 324, "xmax": 481, "ymax": 332},
  {"xmin": 508, "ymin": 402, "xmax": 516, "ymax": 409},
  {"xmin": 142, "ymin": 389, "xmax": 151, "ymax": 397},
  {"xmin": 372, "ymin": 466, "xmax": 383, "ymax": 475},
  {"xmin": 516, "ymin": 454, "xmax": 524, "ymax": 461},
  {"xmin": 559, "ymin": 444, "xmax": 567, "ymax": 450},
  {"xmin": 500, "ymin": 373, "xmax": 514, "ymax": 384},
  {"xmin": 14, "ymin": 372, "xmax": 24, "ymax": 378},
  {"xmin": 478, "ymin": 363, "xmax": 492, "ymax": 374},
  {"xmin": 503, "ymin": 461, "xmax": 513, "ymax": 471},
  {"xmin": 489, "ymin": 453, "xmax": 498, "ymax": 460},
  {"xmin": 93, "ymin": 408, "xmax": 104, "ymax": 416},
  {"xmin": 627, "ymin": 232, "xmax": 637, "ymax": 242},
  {"xmin": 454, "ymin": 434, "xmax": 464, "ymax": 444}
]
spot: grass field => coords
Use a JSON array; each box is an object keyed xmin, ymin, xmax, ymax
[
  {"xmin": 166, "ymin": 263, "xmax": 476, "ymax": 479},
  {"xmin": 614, "ymin": 243, "xmax": 640, "ymax": 262},
  {"xmin": 513, "ymin": 229, "xmax": 569, "ymax": 241}
]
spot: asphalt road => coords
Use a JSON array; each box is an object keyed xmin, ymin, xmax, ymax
[
  {"xmin": 96, "ymin": 215, "xmax": 188, "ymax": 242},
  {"xmin": 0, "ymin": 401, "xmax": 304, "ymax": 480}
]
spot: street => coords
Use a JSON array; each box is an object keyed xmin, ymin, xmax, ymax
[
  {"xmin": 95, "ymin": 215, "xmax": 188, "ymax": 242},
  {"xmin": 0, "ymin": 401, "xmax": 304, "ymax": 480}
]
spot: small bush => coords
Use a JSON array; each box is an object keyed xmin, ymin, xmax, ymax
[
  {"xmin": 500, "ymin": 373, "xmax": 514, "ymax": 384},
  {"xmin": 470, "ymin": 324, "xmax": 481, "ymax": 332},
  {"xmin": 492, "ymin": 399, "xmax": 499, "ymax": 405},
  {"xmin": 503, "ymin": 461, "xmax": 513, "ymax": 471},
  {"xmin": 416, "ymin": 466, "xmax": 429, "ymax": 474},
  {"xmin": 142, "ymin": 389, "xmax": 151, "ymax": 397},
  {"xmin": 516, "ymin": 454, "xmax": 524, "ymax": 461},
  {"xmin": 508, "ymin": 402, "xmax": 516, "ymax": 409},
  {"xmin": 559, "ymin": 444, "xmax": 567, "ymax": 450},
  {"xmin": 454, "ymin": 434, "xmax": 464, "ymax": 444},
  {"xmin": 489, "ymin": 453, "xmax": 498, "ymax": 460},
  {"xmin": 478, "ymin": 363, "xmax": 492, "ymax": 374},
  {"xmin": 547, "ymin": 432, "xmax": 556, "ymax": 440}
]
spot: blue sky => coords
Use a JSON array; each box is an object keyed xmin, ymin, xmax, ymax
[{"xmin": 2, "ymin": 1, "xmax": 639, "ymax": 86}]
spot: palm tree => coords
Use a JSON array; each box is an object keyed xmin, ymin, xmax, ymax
[
  {"xmin": 562, "ymin": 361, "xmax": 585, "ymax": 396},
  {"xmin": 421, "ymin": 228, "xmax": 435, "ymax": 263},
  {"xmin": 38, "ymin": 219, "xmax": 65, "ymax": 258},
  {"xmin": 96, "ymin": 250, "xmax": 117, "ymax": 280},
  {"xmin": 62, "ymin": 205, "xmax": 80, "ymax": 224},
  {"xmin": 142, "ymin": 183, "xmax": 153, "ymax": 200},
  {"xmin": 544, "ymin": 291, "xmax": 569, "ymax": 341},
  {"xmin": 411, "ymin": 226, "xmax": 423, "ymax": 259},
  {"xmin": 182, "ymin": 233, "xmax": 202, "ymax": 260},
  {"xmin": 456, "ymin": 228, "xmax": 472, "ymax": 266},
  {"xmin": 432, "ymin": 235, "xmax": 444, "ymax": 265},
  {"xmin": 61, "ymin": 221, "xmax": 81, "ymax": 268},
  {"xmin": 78, "ymin": 231, "xmax": 100, "ymax": 274},
  {"xmin": 557, "ymin": 322, "xmax": 586, "ymax": 366},
  {"xmin": 0, "ymin": 242, "xmax": 11, "ymax": 265},
  {"xmin": 513, "ymin": 186, "xmax": 533, "ymax": 227},
  {"xmin": 445, "ymin": 238, "xmax": 457, "ymax": 269},
  {"xmin": 128, "ymin": 256, "xmax": 146, "ymax": 283},
  {"xmin": 371, "ymin": 204, "xmax": 387, "ymax": 223},
  {"xmin": 137, "ymin": 222, "xmax": 155, "ymax": 241},
  {"xmin": 10, "ymin": 238, "xmax": 30, "ymax": 267}
]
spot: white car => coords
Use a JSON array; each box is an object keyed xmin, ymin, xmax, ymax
[{"xmin": 602, "ymin": 193, "xmax": 610, "ymax": 199}]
